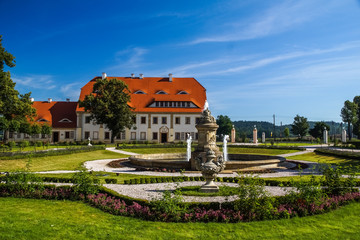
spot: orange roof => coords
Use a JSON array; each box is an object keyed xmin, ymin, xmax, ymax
[
  {"xmin": 76, "ymin": 76, "xmax": 207, "ymax": 113},
  {"xmin": 33, "ymin": 101, "xmax": 77, "ymax": 128}
]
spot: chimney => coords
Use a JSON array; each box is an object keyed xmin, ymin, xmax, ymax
[
  {"xmin": 48, "ymin": 98, "xmax": 52, "ymax": 103},
  {"xmin": 131, "ymin": 73, "xmax": 135, "ymax": 78},
  {"xmin": 139, "ymin": 73, "xmax": 144, "ymax": 79},
  {"xmin": 102, "ymin": 72, "xmax": 107, "ymax": 80},
  {"xmin": 30, "ymin": 98, "xmax": 34, "ymax": 102},
  {"xmin": 168, "ymin": 73, "xmax": 173, "ymax": 82}
]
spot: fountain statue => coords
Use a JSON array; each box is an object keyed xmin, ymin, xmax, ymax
[
  {"xmin": 186, "ymin": 134, "xmax": 192, "ymax": 161},
  {"xmin": 223, "ymin": 135, "xmax": 229, "ymax": 162},
  {"xmin": 191, "ymin": 104, "xmax": 226, "ymax": 192}
]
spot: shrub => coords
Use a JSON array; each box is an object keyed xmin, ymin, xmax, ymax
[{"xmin": 72, "ymin": 167, "xmax": 100, "ymax": 194}]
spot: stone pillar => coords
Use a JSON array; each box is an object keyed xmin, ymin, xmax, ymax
[
  {"xmin": 262, "ymin": 132, "xmax": 265, "ymax": 143},
  {"xmin": 342, "ymin": 128, "xmax": 347, "ymax": 143},
  {"xmin": 323, "ymin": 128, "xmax": 328, "ymax": 144},
  {"xmin": 231, "ymin": 125, "xmax": 236, "ymax": 143},
  {"xmin": 253, "ymin": 126, "xmax": 258, "ymax": 144}
]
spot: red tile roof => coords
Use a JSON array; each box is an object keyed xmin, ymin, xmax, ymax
[
  {"xmin": 32, "ymin": 101, "xmax": 77, "ymax": 128},
  {"xmin": 76, "ymin": 76, "xmax": 207, "ymax": 113}
]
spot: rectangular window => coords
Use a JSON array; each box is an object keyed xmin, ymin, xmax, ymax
[
  {"xmin": 187, "ymin": 102, "xmax": 190, "ymax": 107},
  {"xmin": 185, "ymin": 117, "xmax": 191, "ymax": 124},
  {"xmin": 17, "ymin": 133, "xmax": 21, "ymax": 138},
  {"xmin": 195, "ymin": 133, "xmax": 198, "ymax": 140},
  {"xmin": 65, "ymin": 131, "xmax": 70, "ymax": 139},
  {"xmin": 141, "ymin": 116, "xmax": 146, "ymax": 124},
  {"xmin": 181, "ymin": 132, "xmax": 185, "ymax": 140},
  {"xmin": 175, "ymin": 132, "xmax": 180, "ymax": 140},
  {"xmin": 162, "ymin": 117, "xmax": 167, "ymax": 124},
  {"xmin": 175, "ymin": 117, "xmax": 180, "ymax": 124},
  {"xmin": 9, "ymin": 132, "xmax": 13, "ymax": 139},
  {"xmin": 93, "ymin": 131, "xmax": 99, "ymax": 140},
  {"xmin": 153, "ymin": 117, "xmax": 158, "ymax": 124},
  {"xmin": 84, "ymin": 131, "xmax": 90, "ymax": 139},
  {"xmin": 196, "ymin": 117, "xmax": 201, "ymax": 124},
  {"xmin": 132, "ymin": 116, "xmax": 136, "ymax": 124},
  {"xmin": 131, "ymin": 132, "xmax": 136, "ymax": 140},
  {"xmin": 41, "ymin": 133, "xmax": 46, "ymax": 139},
  {"xmin": 156, "ymin": 102, "xmax": 159, "ymax": 107},
  {"xmin": 105, "ymin": 132, "xmax": 110, "ymax": 140},
  {"xmin": 152, "ymin": 132, "xmax": 158, "ymax": 140},
  {"xmin": 140, "ymin": 132, "xmax": 146, "ymax": 140},
  {"xmin": 85, "ymin": 116, "xmax": 91, "ymax": 124}
]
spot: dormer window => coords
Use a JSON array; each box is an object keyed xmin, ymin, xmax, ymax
[
  {"xmin": 37, "ymin": 119, "xmax": 49, "ymax": 122},
  {"xmin": 134, "ymin": 90, "xmax": 146, "ymax": 94},
  {"xmin": 155, "ymin": 90, "xmax": 168, "ymax": 95},
  {"xmin": 59, "ymin": 118, "xmax": 72, "ymax": 123},
  {"xmin": 177, "ymin": 91, "xmax": 189, "ymax": 95}
]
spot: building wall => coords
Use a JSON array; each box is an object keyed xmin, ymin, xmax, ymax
[{"xmin": 76, "ymin": 111, "xmax": 201, "ymax": 143}]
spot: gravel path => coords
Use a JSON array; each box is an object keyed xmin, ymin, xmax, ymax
[{"xmin": 105, "ymin": 181, "xmax": 292, "ymax": 202}]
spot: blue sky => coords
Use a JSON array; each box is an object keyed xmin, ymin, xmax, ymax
[{"xmin": 1, "ymin": 0, "xmax": 360, "ymax": 124}]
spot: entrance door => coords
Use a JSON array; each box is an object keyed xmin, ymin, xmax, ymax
[
  {"xmin": 53, "ymin": 132, "xmax": 59, "ymax": 143},
  {"xmin": 161, "ymin": 133, "xmax": 167, "ymax": 143}
]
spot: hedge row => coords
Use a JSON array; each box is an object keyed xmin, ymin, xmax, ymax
[
  {"xmin": 315, "ymin": 148, "xmax": 360, "ymax": 160},
  {"xmin": 226, "ymin": 145, "xmax": 305, "ymax": 151},
  {"xmin": 123, "ymin": 175, "xmax": 360, "ymax": 187},
  {"xmin": 0, "ymin": 145, "xmax": 106, "ymax": 160},
  {"xmin": 116, "ymin": 143, "xmax": 187, "ymax": 149},
  {"xmin": 0, "ymin": 175, "xmax": 117, "ymax": 185}
]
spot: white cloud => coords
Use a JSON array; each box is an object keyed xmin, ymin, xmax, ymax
[
  {"xmin": 189, "ymin": 0, "xmax": 338, "ymax": 45},
  {"xmin": 109, "ymin": 47, "xmax": 149, "ymax": 72},
  {"xmin": 60, "ymin": 82, "xmax": 83, "ymax": 101},
  {"xmin": 13, "ymin": 75, "xmax": 56, "ymax": 90}
]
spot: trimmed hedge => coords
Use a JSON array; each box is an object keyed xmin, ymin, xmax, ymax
[
  {"xmin": 226, "ymin": 145, "xmax": 305, "ymax": 151},
  {"xmin": 123, "ymin": 175, "xmax": 360, "ymax": 187}
]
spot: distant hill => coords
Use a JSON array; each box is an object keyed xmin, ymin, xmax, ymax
[{"xmin": 232, "ymin": 120, "xmax": 343, "ymax": 138}]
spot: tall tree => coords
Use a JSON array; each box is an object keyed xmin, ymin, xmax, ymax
[
  {"xmin": 341, "ymin": 100, "xmax": 357, "ymax": 140},
  {"xmin": 352, "ymin": 96, "xmax": 360, "ymax": 139},
  {"xmin": 216, "ymin": 115, "xmax": 233, "ymax": 138},
  {"xmin": 283, "ymin": 127, "xmax": 290, "ymax": 139},
  {"xmin": 309, "ymin": 121, "xmax": 330, "ymax": 139},
  {"xmin": 79, "ymin": 78, "xmax": 135, "ymax": 143},
  {"xmin": 291, "ymin": 115, "xmax": 309, "ymax": 139},
  {"xmin": 0, "ymin": 35, "xmax": 36, "ymax": 143}
]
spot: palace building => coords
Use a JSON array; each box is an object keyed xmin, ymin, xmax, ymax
[{"xmin": 9, "ymin": 73, "xmax": 207, "ymax": 143}]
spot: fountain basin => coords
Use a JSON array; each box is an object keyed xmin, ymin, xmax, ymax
[
  {"xmin": 129, "ymin": 153, "xmax": 287, "ymax": 171},
  {"xmin": 129, "ymin": 153, "xmax": 190, "ymax": 169}
]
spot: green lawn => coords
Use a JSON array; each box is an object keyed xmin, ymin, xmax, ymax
[
  {"xmin": 227, "ymin": 147, "xmax": 299, "ymax": 155},
  {"xmin": 289, "ymin": 152, "xmax": 360, "ymax": 171},
  {"xmin": 0, "ymin": 150, "xmax": 128, "ymax": 172},
  {"xmin": 1, "ymin": 197, "xmax": 360, "ymax": 239},
  {"xmin": 260, "ymin": 142, "xmax": 319, "ymax": 147}
]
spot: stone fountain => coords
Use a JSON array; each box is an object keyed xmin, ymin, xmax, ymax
[{"xmin": 191, "ymin": 105, "xmax": 225, "ymax": 192}]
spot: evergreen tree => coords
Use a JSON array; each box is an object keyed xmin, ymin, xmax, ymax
[
  {"xmin": 341, "ymin": 100, "xmax": 357, "ymax": 140},
  {"xmin": 216, "ymin": 115, "xmax": 233, "ymax": 138},
  {"xmin": 0, "ymin": 35, "xmax": 36, "ymax": 143},
  {"xmin": 309, "ymin": 121, "xmax": 330, "ymax": 139},
  {"xmin": 79, "ymin": 77, "xmax": 135, "ymax": 143},
  {"xmin": 291, "ymin": 115, "xmax": 309, "ymax": 139},
  {"xmin": 352, "ymin": 96, "xmax": 360, "ymax": 139}
]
